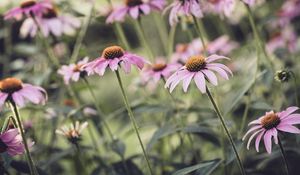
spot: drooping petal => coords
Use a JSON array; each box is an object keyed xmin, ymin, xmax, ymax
[
  {"xmin": 12, "ymin": 92, "xmax": 25, "ymax": 107},
  {"xmin": 255, "ymin": 129, "xmax": 265, "ymax": 152},
  {"xmin": 206, "ymin": 66, "xmax": 229, "ymax": 80},
  {"xmin": 279, "ymin": 106, "xmax": 299, "ymax": 119},
  {"xmin": 194, "ymin": 72, "xmax": 206, "ymax": 93},
  {"xmin": 242, "ymin": 125, "xmax": 262, "ymax": 140},
  {"xmin": 201, "ymin": 69, "xmax": 218, "ymax": 86},
  {"xmin": 182, "ymin": 73, "xmax": 194, "ymax": 92},
  {"xmin": 263, "ymin": 130, "xmax": 273, "ymax": 154},
  {"xmin": 280, "ymin": 114, "xmax": 300, "ymax": 125},
  {"xmin": 247, "ymin": 129, "xmax": 264, "ymax": 150},
  {"xmin": 276, "ymin": 124, "xmax": 300, "ymax": 134},
  {"xmin": 205, "ymin": 54, "xmax": 230, "ymax": 63},
  {"xmin": 0, "ymin": 92, "xmax": 8, "ymax": 108}
]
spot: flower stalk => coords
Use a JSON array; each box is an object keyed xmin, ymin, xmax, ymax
[
  {"xmin": 115, "ymin": 70, "xmax": 154, "ymax": 175},
  {"xmin": 206, "ymin": 87, "xmax": 246, "ymax": 175},
  {"xmin": 9, "ymin": 101, "xmax": 38, "ymax": 175},
  {"xmin": 192, "ymin": 16, "xmax": 207, "ymax": 54},
  {"xmin": 278, "ymin": 138, "xmax": 290, "ymax": 175}
]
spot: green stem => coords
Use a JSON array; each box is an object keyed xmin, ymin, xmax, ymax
[
  {"xmin": 31, "ymin": 16, "xmax": 60, "ymax": 68},
  {"xmin": 278, "ymin": 138, "xmax": 290, "ymax": 175},
  {"xmin": 168, "ymin": 25, "xmax": 177, "ymax": 59},
  {"xmin": 240, "ymin": 94, "xmax": 251, "ymax": 137},
  {"xmin": 132, "ymin": 19, "xmax": 155, "ymax": 61},
  {"xmin": 83, "ymin": 78, "xmax": 114, "ymax": 141},
  {"xmin": 115, "ymin": 23, "xmax": 131, "ymax": 50},
  {"xmin": 192, "ymin": 16, "xmax": 207, "ymax": 55},
  {"xmin": 87, "ymin": 125, "xmax": 100, "ymax": 153},
  {"xmin": 289, "ymin": 71, "xmax": 299, "ymax": 107},
  {"xmin": 153, "ymin": 13, "xmax": 168, "ymax": 55},
  {"xmin": 115, "ymin": 70, "xmax": 154, "ymax": 175},
  {"xmin": 9, "ymin": 102, "xmax": 38, "ymax": 175},
  {"xmin": 206, "ymin": 88, "xmax": 246, "ymax": 175},
  {"xmin": 70, "ymin": 3, "xmax": 95, "ymax": 63},
  {"xmin": 245, "ymin": 4, "xmax": 274, "ymax": 70}
]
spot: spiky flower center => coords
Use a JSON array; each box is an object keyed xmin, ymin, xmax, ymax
[
  {"xmin": 125, "ymin": 0, "xmax": 143, "ymax": 7},
  {"xmin": 0, "ymin": 139, "xmax": 8, "ymax": 153},
  {"xmin": 185, "ymin": 55, "xmax": 206, "ymax": 72},
  {"xmin": 102, "ymin": 46, "xmax": 125, "ymax": 60},
  {"xmin": 20, "ymin": 0, "xmax": 36, "ymax": 9},
  {"xmin": 152, "ymin": 63, "xmax": 167, "ymax": 72},
  {"xmin": 261, "ymin": 112, "xmax": 281, "ymax": 130},
  {"xmin": 0, "ymin": 78, "xmax": 23, "ymax": 94},
  {"xmin": 42, "ymin": 8, "xmax": 58, "ymax": 18}
]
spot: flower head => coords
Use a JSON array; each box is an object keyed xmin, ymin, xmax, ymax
[
  {"xmin": 0, "ymin": 129, "xmax": 31, "ymax": 156},
  {"xmin": 106, "ymin": 0, "xmax": 166, "ymax": 23},
  {"xmin": 277, "ymin": 0, "xmax": 300, "ymax": 25},
  {"xmin": 20, "ymin": 7, "xmax": 81, "ymax": 37},
  {"xmin": 165, "ymin": 54, "xmax": 232, "ymax": 93},
  {"xmin": 243, "ymin": 107, "xmax": 300, "ymax": 154},
  {"xmin": 141, "ymin": 58, "xmax": 181, "ymax": 88},
  {"xmin": 56, "ymin": 121, "xmax": 88, "ymax": 144},
  {"xmin": 165, "ymin": 0, "xmax": 203, "ymax": 26},
  {"xmin": 0, "ymin": 78, "xmax": 47, "ymax": 109},
  {"xmin": 84, "ymin": 45, "xmax": 148, "ymax": 76},
  {"xmin": 58, "ymin": 57, "xmax": 89, "ymax": 85},
  {"xmin": 4, "ymin": 0, "xmax": 52, "ymax": 20}
]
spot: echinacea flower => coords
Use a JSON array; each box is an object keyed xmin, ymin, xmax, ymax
[
  {"xmin": 0, "ymin": 78, "xmax": 47, "ymax": 109},
  {"xmin": 165, "ymin": 54, "xmax": 232, "ymax": 93},
  {"xmin": 106, "ymin": 0, "xmax": 166, "ymax": 23},
  {"xmin": 4, "ymin": 0, "xmax": 52, "ymax": 20},
  {"xmin": 277, "ymin": 0, "xmax": 300, "ymax": 26},
  {"xmin": 141, "ymin": 58, "xmax": 181, "ymax": 87},
  {"xmin": 203, "ymin": 0, "xmax": 235, "ymax": 17},
  {"xmin": 56, "ymin": 121, "xmax": 88, "ymax": 144},
  {"xmin": 84, "ymin": 45, "xmax": 147, "ymax": 76},
  {"xmin": 243, "ymin": 107, "xmax": 300, "ymax": 154},
  {"xmin": 0, "ymin": 129, "xmax": 32, "ymax": 156},
  {"xmin": 165, "ymin": 0, "xmax": 203, "ymax": 26},
  {"xmin": 58, "ymin": 57, "xmax": 89, "ymax": 85},
  {"xmin": 20, "ymin": 7, "xmax": 81, "ymax": 37}
]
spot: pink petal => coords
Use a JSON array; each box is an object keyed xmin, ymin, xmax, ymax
[
  {"xmin": 194, "ymin": 72, "xmax": 206, "ymax": 93},
  {"xmin": 242, "ymin": 125, "xmax": 262, "ymax": 140},
  {"xmin": 276, "ymin": 124, "xmax": 300, "ymax": 134},
  {"xmin": 12, "ymin": 92, "xmax": 25, "ymax": 107},
  {"xmin": 207, "ymin": 63, "xmax": 233, "ymax": 75},
  {"xmin": 255, "ymin": 129, "xmax": 265, "ymax": 152},
  {"xmin": 0, "ymin": 92, "xmax": 8, "ymax": 107},
  {"xmin": 280, "ymin": 114, "xmax": 300, "ymax": 125},
  {"xmin": 129, "ymin": 6, "xmax": 139, "ymax": 19},
  {"xmin": 279, "ymin": 106, "xmax": 299, "ymax": 119},
  {"xmin": 201, "ymin": 69, "xmax": 218, "ymax": 86},
  {"xmin": 169, "ymin": 70, "xmax": 191, "ymax": 92},
  {"xmin": 247, "ymin": 128, "xmax": 264, "ymax": 150},
  {"xmin": 263, "ymin": 130, "xmax": 273, "ymax": 154},
  {"xmin": 207, "ymin": 66, "xmax": 229, "ymax": 80},
  {"xmin": 140, "ymin": 4, "xmax": 151, "ymax": 14},
  {"xmin": 109, "ymin": 58, "xmax": 120, "ymax": 71},
  {"xmin": 205, "ymin": 54, "xmax": 230, "ymax": 63},
  {"xmin": 182, "ymin": 73, "xmax": 194, "ymax": 92}
]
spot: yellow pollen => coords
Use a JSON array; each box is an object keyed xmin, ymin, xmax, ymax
[
  {"xmin": 261, "ymin": 112, "xmax": 281, "ymax": 130},
  {"xmin": 185, "ymin": 55, "xmax": 206, "ymax": 72},
  {"xmin": 0, "ymin": 78, "xmax": 23, "ymax": 93},
  {"xmin": 20, "ymin": 0, "xmax": 37, "ymax": 9},
  {"xmin": 125, "ymin": 0, "xmax": 143, "ymax": 7},
  {"xmin": 152, "ymin": 63, "xmax": 167, "ymax": 72},
  {"xmin": 102, "ymin": 46, "xmax": 125, "ymax": 60}
]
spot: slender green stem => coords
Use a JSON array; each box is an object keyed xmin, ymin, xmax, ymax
[
  {"xmin": 206, "ymin": 88, "xmax": 246, "ymax": 175},
  {"xmin": 192, "ymin": 16, "xmax": 207, "ymax": 55},
  {"xmin": 132, "ymin": 19, "xmax": 155, "ymax": 61},
  {"xmin": 289, "ymin": 71, "xmax": 299, "ymax": 107},
  {"xmin": 244, "ymin": 4, "xmax": 274, "ymax": 70},
  {"xmin": 168, "ymin": 25, "xmax": 177, "ymax": 59},
  {"xmin": 153, "ymin": 13, "xmax": 168, "ymax": 55},
  {"xmin": 9, "ymin": 102, "xmax": 38, "ymax": 175},
  {"xmin": 87, "ymin": 125, "xmax": 100, "ymax": 153},
  {"xmin": 278, "ymin": 138, "xmax": 290, "ymax": 175},
  {"xmin": 115, "ymin": 70, "xmax": 154, "ymax": 175},
  {"xmin": 240, "ymin": 94, "xmax": 251, "ymax": 137},
  {"xmin": 83, "ymin": 78, "xmax": 114, "ymax": 141},
  {"xmin": 115, "ymin": 23, "xmax": 131, "ymax": 51},
  {"xmin": 70, "ymin": 3, "xmax": 95, "ymax": 63}
]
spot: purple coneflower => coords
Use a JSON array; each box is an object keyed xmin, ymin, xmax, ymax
[
  {"xmin": 4, "ymin": 0, "xmax": 52, "ymax": 20},
  {"xmin": 243, "ymin": 107, "xmax": 300, "ymax": 154},
  {"xmin": 58, "ymin": 57, "xmax": 89, "ymax": 85},
  {"xmin": 106, "ymin": 0, "xmax": 166, "ymax": 23},
  {"xmin": 165, "ymin": 54, "xmax": 232, "ymax": 93},
  {"xmin": 0, "ymin": 129, "xmax": 32, "ymax": 156},
  {"xmin": 203, "ymin": 0, "xmax": 235, "ymax": 17},
  {"xmin": 0, "ymin": 78, "xmax": 47, "ymax": 108},
  {"xmin": 165, "ymin": 0, "xmax": 203, "ymax": 26},
  {"xmin": 141, "ymin": 59, "xmax": 181, "ymax": 87},
  {"xmin": 20, "ymin": 7, "xmax": 81, "ymax": 37},
  {"xmin": 56, "ymin": 121, "xmax": 88, "ymax": 144},
  {"xmin": 84, "ymin": 45, "xmax": 147, "ymax": 76}
]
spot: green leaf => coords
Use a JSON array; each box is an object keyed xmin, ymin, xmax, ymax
[{"xmin": 172, "ymin": 159, "xmax": 221, "ymax": 175}]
